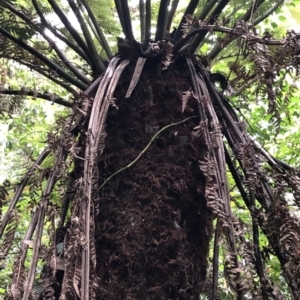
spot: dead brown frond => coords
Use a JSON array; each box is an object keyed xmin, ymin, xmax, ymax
[
  {"xmin": 181, "ymin": 88, "xmax": 192, "ymax": 113},
  {"xmin": 0, "ymin": 210, "xmax": 18, "ymax": 263}
]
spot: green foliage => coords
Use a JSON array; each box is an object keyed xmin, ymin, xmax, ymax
[{"xmin": 86, "ymin": 0, "xmax": 120, "ymax": 33}]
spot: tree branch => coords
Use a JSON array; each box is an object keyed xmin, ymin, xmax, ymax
[
  {"xmin": 145, "ymin": 0, "xmax": 151, "ymax": 41},
  {"xmin": 120, "ymin": 0, "xmax": 135, "ymax": 40},
  {"xmin": 4, "ymin": 56, "xmax": 79, "ymax": 96},
  {"xmin": 0, "ymin": 89, "xmax": 73, "ymax": 108},
  {"xmin": 182, "ymin": 0, "xmax": 219, "ymax": 52},
  {"xmin": 0, "ymin": 27, "xmax": 88, "ymax": 91},
  {"xmin": 166, "ymin": 0, "xmax": 179, "ymax": 32},
  {"xmin": 253, "ymin": 0, "xmax": 285, "ymax": 25},
  {"xmin": 80, "ymin": 0, "xmax": 113, "ymax": 58},
  {"xmin": 215, "ymin": 52, "xmax": 239, "ymax": 61},
  {"xmin": 114, "ymin": 0, "xmax": 125, "ymax": 34},
  {"xmin": 139, "ymin": 0, "xmax": 145, "ymax": 41},
  {"xmin": 240, "ymin": 0, "xmax": 265, "ymax": 22},
  {"xmin": 208, "ymin": 0, "xmax": 268, "ymax": 60},
  {"xmin": 189, "ymin": 0, "xmax": 230, "ymax": 54},
  {"xmin": 32, "ymin": 67, "xmax": 79, "ymax": 96},
  {"xmin": 155, "ymin": 0, "xmax": 170, "ymax": 41},
  {"xmin": 212, "ymin": 220, "xmax": 221, "ymax": 300},
  {"xmin": 173, "ymin": 0, "xmax": 200, "ymax": 41},
  {"xmin": 47, "ymin": 0, "xmax": 91, "ymax": 60},
  {"xmin": 174, "ymin": 24, "xmax": 287, "ymax": 53},
  {"xmin": 197, "ymin": 0, "xmax": 218, "ymax": 21},
  {"xmin": 224, "ymin": 147, "xmax": 251, "ymax": 208},
  {"xmin": 231, "ymin": 76, "xmax": 259, "ymax": 97},
  {"xmin": 225, "ymin": 4, "xmax": 243, "ymax": 21},
  {"xmin": 1, "ymin": 0, "xmax": 91, "ymax": 85},
  {"xmin": 0, "ymin": 147, "xmax": 51, "ymax": 238},
  {"xmin": 67, "ymin": 0, "xmax": 105, "ymax": 73},
  {"xmin": 252, "ymin": 218, "xmax": 269, "ymax": 300},
  {"xmin": 31, "ymin": 0, "xmax": 92, "ymax": 65}
]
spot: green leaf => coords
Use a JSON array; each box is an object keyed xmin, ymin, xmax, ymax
[
  {"xmin": 271, "ymin": 22, "xmax": 278, "ymax": 28},
  {"xmin": 278, "ymin": 15, "xmax": 286, "ymax": 22}
]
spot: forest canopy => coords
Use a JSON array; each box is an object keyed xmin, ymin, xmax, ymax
[{"xmin": 1, "ymin": 0, "xmax": 300, "ymax": 299}]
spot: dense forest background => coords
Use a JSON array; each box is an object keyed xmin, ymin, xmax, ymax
[{"xmin": 1, "ymin": 0, "xmax": 300, "ymax": 299}]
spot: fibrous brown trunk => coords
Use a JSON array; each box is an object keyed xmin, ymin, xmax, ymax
[{"xmin": 94, "ymin": 61, "xmax": 213, "ymax": 299}]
